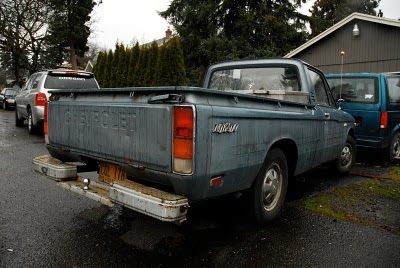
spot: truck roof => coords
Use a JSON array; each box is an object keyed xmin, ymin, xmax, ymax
[{"xmin": 326, "ymin": 73, "xmax": 400, "ymax": 78}]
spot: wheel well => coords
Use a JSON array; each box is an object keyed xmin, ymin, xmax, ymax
[
  {"xmin": 270, "ymin": 139, "xmax": 297, "ymax": 178},
  {"xmin": 348, "ymin": 128, "xmax": 355, "ymax": 140}
]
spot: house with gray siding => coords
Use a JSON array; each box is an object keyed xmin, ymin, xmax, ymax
[{"xmin": 285, "ymin": 13, "xmax": 400, "ymax": 74}]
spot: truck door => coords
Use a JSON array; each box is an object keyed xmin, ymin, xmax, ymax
[{"xmin": 307, "ymin": 68, "xmax": 347, "ymax": 165}]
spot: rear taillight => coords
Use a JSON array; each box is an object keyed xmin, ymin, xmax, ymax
[
  {"xmin": 380, "ymin": 112, "xmax": 388, "ymax": 129},
  {"xmin": 44, "ymin": 100, "xmax": 49, "ymax": 144},
  {"xmin": 173, "ymin": 106, "xmax": 195, "ymax": 174},
  {"xmin": 35, "ymin": 92, "xmax": 47, "ymax": 106}
]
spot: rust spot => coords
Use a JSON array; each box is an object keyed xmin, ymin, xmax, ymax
[{"xmin": 124, "ymin": 158, "xmax": 145, "ymax": 170}]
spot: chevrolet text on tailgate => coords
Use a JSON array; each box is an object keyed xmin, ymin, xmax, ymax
[{"xmin": 34, "ymin": 59, "xmax": 356, "ymax": 225}]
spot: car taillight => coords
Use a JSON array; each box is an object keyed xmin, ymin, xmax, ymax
[
  {"xmin": 36, "ymin": 92, "xmax": 47, "ymax": 106},
  {"xmin": 173, "ymin": 106, "xmax": 195, "ymax": 174},
  {"xmin": 380, "ymin": 112, "xmax": 388, "ymax": 129},
  {"xmin": 44, "ymin": 100, "xmax": 48, "ymax": 143}
]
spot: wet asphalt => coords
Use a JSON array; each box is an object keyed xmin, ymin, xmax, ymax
[{"xmin": 0, "ymin": 108, "xmax": 399, "ymax": 268}]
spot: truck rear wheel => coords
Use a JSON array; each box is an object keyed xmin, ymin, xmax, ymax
[
  {"xmin": 331, "ymin": 135, "xmax": 356, "ymax": 174},
  {"xmin": 250, "ymin": 148, "xmax": 288, "ymax": 225}
]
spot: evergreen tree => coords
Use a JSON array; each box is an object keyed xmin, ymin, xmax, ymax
[
  {"xmin": 102, "ymin": 49, "xmax": 113, "ymax": 88},
  {"xmin": 128, "ymin": 42, "xmax": 140, "ymax": 86},
  {"xmin": 160, "ymin": 0, "xmax": 309, "ymax": 86},
  {"xmin": 116, "ymin": 43, "xmax": 126, "ymax": 87},
  {"xmin": 123, "ymin": 48, "xmax": 132, "ymax": 87},
  {"xmin": 144, "ymin": 42, "xmax": 159, "ymax": 86},
  {"xmin": 93, "ymin": 51, "xmax": 106, "ymax": 87},
  {"xmin": 309, "ymin": 0, "xmax": 381, "ymax": 36},
  {"xmin": 109, "ymin": 43, "xmax": 121, "ymax": 88},
  {"xmin": 165, "ymin": 37, "xmax": 186, "ymax": 86},
  {"xmin": 154, "ymin": 42, "xmax": 169, "ymax": 86},
  {"xmin": 134, "ymin": 46, "xmax": 149, "ymax": 87},
  {"xmin": 47, "ymin": 0, "xmax": 95, "ymax": 70}
]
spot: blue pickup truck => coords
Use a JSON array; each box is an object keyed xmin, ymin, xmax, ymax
[
  {"xmin": 34, "ymin": 59, "xmax": 355, "ymax": 225},
  {"xmin": 326, "ymin": 73, "xmax": 400, "ymax": 159}
]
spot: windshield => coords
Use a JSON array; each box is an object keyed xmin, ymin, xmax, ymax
[
  {"xmin": 44, "ymin": 73, "xmax": 98, "ymax": 90},
  {"xmin": 326, "ymin": 77, "xmax": 378, "ymax": 103},
  {"xmin": 208, "ymin": 67, "xmax": 300, "ymax": 93},
  {"xmin": 5, "ymin": 89, "xmax": 17, "ymax": 96}
]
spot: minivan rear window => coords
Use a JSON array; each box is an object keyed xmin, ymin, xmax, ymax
[
  {"xmin": 326, "ymin": 77, "xmax": 378, "ymax": 103},
  {"xmin": 44, "ymin": 73, "xmax": 98, "ymax": 89},
  {"xmin": 387, "ymin": 76, "xmax": 400, "ymax": 103}
]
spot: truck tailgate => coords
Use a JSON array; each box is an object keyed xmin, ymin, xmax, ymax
[{"xmin": 48, "ymin": 95, "xmax": 173, "ymax": 172}]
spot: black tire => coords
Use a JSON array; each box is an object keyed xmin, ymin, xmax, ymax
[
  {"xmin": 28, "ymin": 109, "xmax": 37, "ymax": 135},
  {"xmin": 250, "ymin": 148, "xmax": 288, "ymax": 225},
  {"xmin": 331, "ymin": 135, "xmax": 356, "ymax": 174},
  {"xmin": 2, "ymin": 101, "xmax": 6, "ymax": 110},
  {"xmin": 389, "ymin": 132, "xmax": 400, "ymax": 160},
  {"xmin": 15, "ymin": 107, "xmax": 24, "ymax": 127}
]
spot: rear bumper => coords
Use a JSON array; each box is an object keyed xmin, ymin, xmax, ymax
[
  {"xmin": 32, "ymin": 105, "xmax": 44, "ymax": 125},
  {"xmin": 356, "ymin": 136, "xmax": 389, "ymax": 149},
  {"xmin": 46, "ymin": 144, "xmax": 198, "ymax": 200},
  {"xmin": 33, "ymin": 155, "xmax": 189, "ymax": 223}
]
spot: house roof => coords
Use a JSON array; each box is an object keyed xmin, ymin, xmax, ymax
[{"xmin": 285, "ymin": 12, "xmax": 400, "ymax": 58}]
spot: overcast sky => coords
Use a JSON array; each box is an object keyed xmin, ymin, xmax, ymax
[{"xmin": 91, "ymin": 0, "xmax": 399, "ymax": 50}]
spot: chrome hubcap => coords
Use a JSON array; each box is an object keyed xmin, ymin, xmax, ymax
[
  {"xmin": 262, "ymin": 163, "xmax": 282, "ymax": 211},
  {"xmin": 28, "ymin": 113, "xmax": 32, "ymax": 130},
  {"xmin": 393, "ymin": 139, "xmax": 400, "ymax": 158},
  {"xmin": 340, "ymin": 144, "xmax": 351, "ymax": 166}
]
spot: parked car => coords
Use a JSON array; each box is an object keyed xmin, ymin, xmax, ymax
[
  {"xmin": 0, "ymin": 88, "xmax": 18, "ymax": 110},
  {"xmin": 15, "ymin": 69, "xmax": 99, "ymax": 134},
  {"xmin": 326, "ymin": 73, "xmax": 400, "ymax": 159}
]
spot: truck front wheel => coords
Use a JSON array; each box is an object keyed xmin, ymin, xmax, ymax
[
  {"xmin": 331, "ymin": 135, "xmax": 356, "ymax": 174},
  {"xmin": 250, "ymin": 148, "xmax": 288, "ymax": 225}
]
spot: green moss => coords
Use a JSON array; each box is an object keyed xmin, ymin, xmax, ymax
[
  {"xmin": 302, "ymin": 177, "xmax": 400, "ymax": 234},
  {"xmin": 358, "ymin": 179, "xmax": 400, "ymax": 199},
  {"xmin": 332, "ymin": 187, "xmax": 359, "ymax": 204},
  {"xmin": 303, "ymin": 194, "xmax": 362, "ymax": 223},
  {"xmin": 388, "ymin": 167, "xmax": 400, "ymax": 182}
]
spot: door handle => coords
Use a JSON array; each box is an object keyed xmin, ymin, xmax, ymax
[{"xmin": 324, "ymin": 113, "xmax": 330, "ymax": 119}]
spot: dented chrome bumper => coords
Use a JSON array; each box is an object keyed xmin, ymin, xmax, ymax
[{"xmin": 33, "ymin": 155, "xmax": 189, "ymax": 223}]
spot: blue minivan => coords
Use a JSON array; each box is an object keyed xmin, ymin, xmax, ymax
[{"xmin": 326, "ymin": 73, "xmax": 400, "ymax": 159}]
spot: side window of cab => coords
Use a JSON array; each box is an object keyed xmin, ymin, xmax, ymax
[{"xmin": 307, "ymin": 68, "xmax": 335, "ymax": 107}]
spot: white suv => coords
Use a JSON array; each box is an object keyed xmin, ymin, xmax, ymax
[{"xmin": 15, "ymin": 69, "xmax": 99, "ymax": 134}]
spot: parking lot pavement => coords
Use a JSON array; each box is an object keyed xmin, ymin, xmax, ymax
[{"xmin": 1, "ymin": 108, "xmax": 399, "ymax": 268}]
